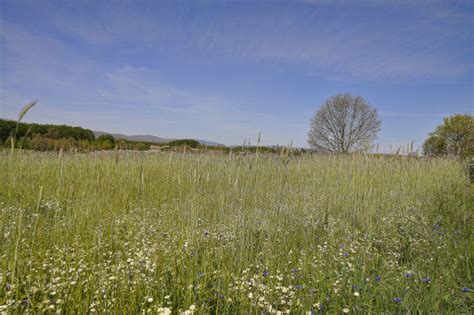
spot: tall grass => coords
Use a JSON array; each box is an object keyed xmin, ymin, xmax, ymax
[
  {"xmin": 0, "ymin": 151, "xmax": 472, "ymax": 313},
  {"xmin": 10, "ymin": 100, "xmax": 38, "ymax": 155}
]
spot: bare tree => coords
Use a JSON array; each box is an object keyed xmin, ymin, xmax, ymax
[{"xmin": 308, "ymin": 93, "xmax": 381, "ymax": 153}]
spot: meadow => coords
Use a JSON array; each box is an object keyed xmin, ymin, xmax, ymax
[{"xmin": 0, "ymin": 151, "xmax": 472, "ymax": 314}]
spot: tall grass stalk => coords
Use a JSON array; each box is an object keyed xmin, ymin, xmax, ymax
[{"xmin": 10, "ymin": 100, "xmax": 38, "ymax": 156}]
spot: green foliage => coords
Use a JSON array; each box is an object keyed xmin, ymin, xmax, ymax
[
  {"xmin": 0, "ymin": 119, "xmax": 95, "ymax": 144},
  {"xmin": 168, "ymin": 139, "xmax": 200, "ymax": 148},
  {"xmin": 423, "ymin": 114, "xmax": 474, "ymax": 159},
  {"xmin": 96, "ymin": 134, "xmax": 116, "ymax": 150},
  {"xmin": 97, "ymin": 134, "xmax": 115, "ymax": 144}
]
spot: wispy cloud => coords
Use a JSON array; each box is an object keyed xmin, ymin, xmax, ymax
[
  {"xmin": 379, "ymin": 111, "xmax": 449, "ymax": 118},
  {"xmin": 9, "ymin": 0, "xmax": 471, "ymax": 82}
]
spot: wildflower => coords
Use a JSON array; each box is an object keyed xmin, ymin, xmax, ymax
[
  {"xmin": 343, "ymin": 308, "xmax": 350, "ymax": 313},
  {"xmin": 189, "ymin": 305, "xmax": 196, "ymax": 311},
  {"xmin": 405, "ymin": 272, "xmax": 413, "ymax": 278},
  {"xmin": 393, "ymin": 297, "xmax": 402, "ymax": 303},
  {"xmin": 461, "ymin": 287, "xmax": 472, "ymax": 293},
  {"xmin": 422, "ymin": 277, "xmax": 431, "ymax": 284},
  {"xmin": 295, "ymin": 285, "xmax": 304, "ymax": 290},
  {"xmin": 262, "ymin": 270, "xmax": 269, "ymax": 277},
  {"xmin": 375, "ymin": 276, "xmax": 381, "ymax": 281},
  {"xmin": 147, "ymin": 297, "xmax": 153, "ymax": 303},
  {"xmin": 317, "ymin": 303, "xmax": 324, "ymax": 310},
  {"xmin": 248, "ymin": 292, "xmax": 253, "ymax": 299},
  {"xmin": 353, "ymin": 292, "xmax": 360, "ymax": 297},
  {"xmin": 157, "ymin": 308, "xmax": 171, "ymax": 315}
]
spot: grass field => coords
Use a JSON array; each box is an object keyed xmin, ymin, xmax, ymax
[{"xmin": 0, "ymin": 151, "xmax": 473, "ymax": 314}]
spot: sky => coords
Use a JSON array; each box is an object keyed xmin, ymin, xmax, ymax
[{"xmin": 0, "ymin": 0, "xmax": 473, "ymax": 151}]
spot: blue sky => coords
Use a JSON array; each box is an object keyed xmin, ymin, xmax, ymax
[{"xmin": 0, "ymin": 0, "xmax": 472, "ymax": 151}]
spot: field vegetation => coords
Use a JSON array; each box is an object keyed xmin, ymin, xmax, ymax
[{"xmin": 0, "ymin": 150, "xmax": 472, "ymax": 313}]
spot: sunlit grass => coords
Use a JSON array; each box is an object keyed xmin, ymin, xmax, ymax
[{"xmin": 0, "ymin": 151, "xmax": 472, "ymax": 313}]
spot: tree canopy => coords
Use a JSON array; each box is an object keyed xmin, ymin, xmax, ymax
[
  {"xmin": 0, "ymin": 119, "xmax": 96, "ymax": 144},
  {"xmin": 168, "ymin": 139, "xmax": 200, "ymax": 148},
  {"xmin": 308, "ymin": 94, "xmax": 381, "ymax": 153},
  {"xmin": 423, "ymin": 114, "xmax": 473, "ymax": 159}
]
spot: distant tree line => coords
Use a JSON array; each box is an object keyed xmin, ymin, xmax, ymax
[
  {"xmin": 0, "ymin": 119, "xmax": 95, "ymax": 142},
  {"xmin": 0, "ymin": 119, "xmax": 150, "ymax": 151}
]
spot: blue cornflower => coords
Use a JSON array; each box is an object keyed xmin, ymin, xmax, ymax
[
  {"xmin": 422, "ymin": 277, "xmax": 431, "ymax": 283},
  {"xmin": 262, "ymin": 270, "xmax": 269, "ymax": 277},
  {"xmin": 291, "ymin": 268, "xmax": 299, "ymax": 273},
  {"xmin": 343, "ymin": 252, "xmax": 349, "ymax": 257},
  {"xmin": 393, "ymin": 297, "xmax": 402, "ymax": 303},
  {"xmin": 375, "ymin": 276, "xmax": 381, "ymax": 281},
  {"xmin": 405, "ymin": 272, "xmax": 413, "ymax": 278},
  {"xmin": 295, "ymin": 284, "xmax": 304, "ymax": 290},
  {"xmin": 461, "ymin": 287, "xmax": 472, "ymax": 293},
  {"xmin": 318, "ymin": 303, "xmax": 325, "ymax": 310}
]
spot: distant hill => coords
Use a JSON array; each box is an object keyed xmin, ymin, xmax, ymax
[
  {"xmin": 93, "ymin": 131, "xmax": 222, "ymax": 147},
  {"xmin": 94, "ymin": 131, "xmax": 170, "ymax": 144}
]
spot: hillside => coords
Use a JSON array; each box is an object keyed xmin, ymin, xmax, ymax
[{"xmin": 93, "ymin": 131, "xmax": 222, "ymax": 147}]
